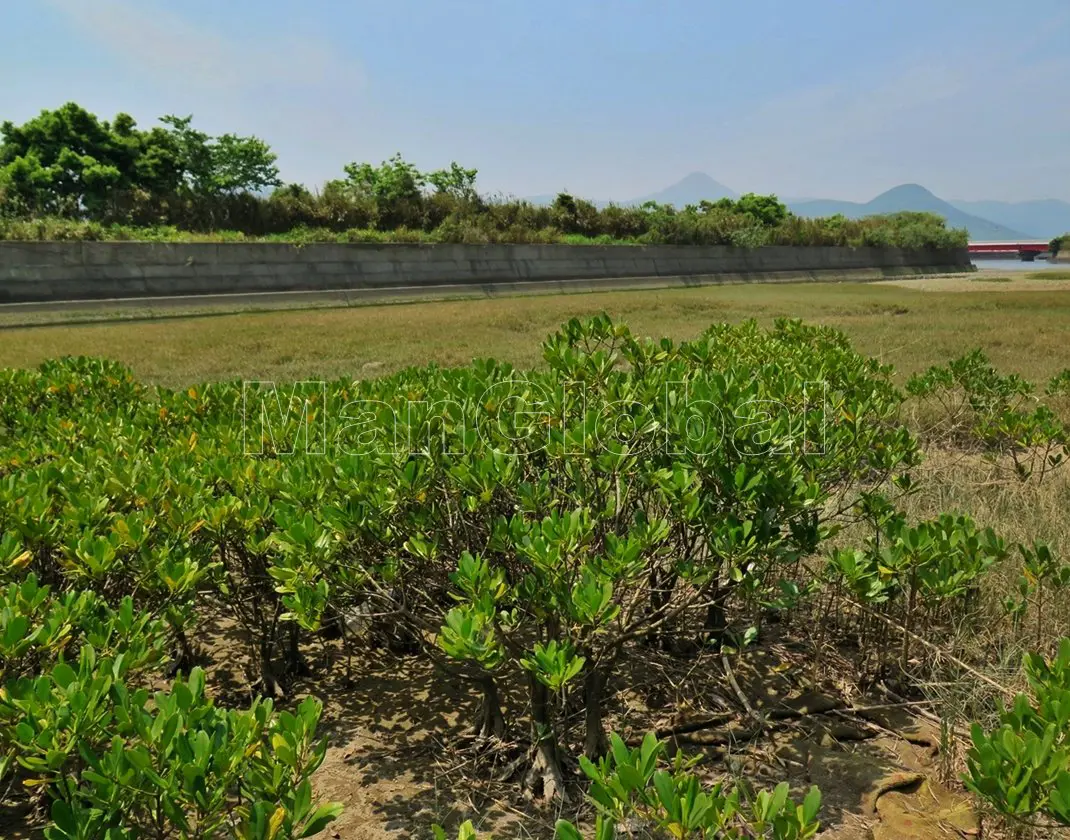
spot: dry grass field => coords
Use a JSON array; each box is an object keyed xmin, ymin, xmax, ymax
[{"xmin": 2, "ymin": 275, "xmax": 1070, "ymax": 386}]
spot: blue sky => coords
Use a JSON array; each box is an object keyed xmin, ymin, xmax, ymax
[{"xmin": 4, "ymin": 0, "xmax": 1068, "ymax": 202}]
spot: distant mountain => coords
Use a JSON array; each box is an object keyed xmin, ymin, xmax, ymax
[
  {"xmin": 948, "ymin": 199, "xmax": 1070, "ymax": 241},
  {"xmin": 631, "ymin": 172, "xmax": 737, "ymax": 205},
  {"xmin": 521, "ymin": 178, "xmax": 1058, "ymax": 241},
  {"xmin": 789, "ymin": 184, "xmax": 1030, "ymax": 241},
  {"xmin": 524, "ymin": 172, "xmax": 737, "ymax": 208}
]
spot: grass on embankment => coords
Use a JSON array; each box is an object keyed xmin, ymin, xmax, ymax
[
  {"xmin": 0, "ymin": 217, "xmax": 644, "ymax": 246},
  {"xmin": 1, "ymin": 281, "xmax": 1069, "ymax": 387}
]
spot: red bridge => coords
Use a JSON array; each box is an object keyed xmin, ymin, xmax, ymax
[{"xmin": 968, "ymin": 241, "xmax": 1051, "ymax": 261}]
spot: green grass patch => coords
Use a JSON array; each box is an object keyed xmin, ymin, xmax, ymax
[{"xmin": 1029, "ymin": 270, "xmax": 1070, "ymax": 281}]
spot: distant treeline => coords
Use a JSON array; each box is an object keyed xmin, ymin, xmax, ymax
[{"xmin": 0, "ymin": 103, "xmax": 967, "ymax": 248}]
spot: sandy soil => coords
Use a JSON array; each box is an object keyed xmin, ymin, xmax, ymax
[
  {"xmin": 878, "ymin": 268, "xmax": 1070, "ymax": 292},
  {"xmin": 189, "ymin": 611, "xmax": 980, "ymax": 840}
]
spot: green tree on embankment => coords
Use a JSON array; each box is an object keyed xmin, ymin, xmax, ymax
[{"xmin": 0, "ymin": 102, "xmax": 968, "ymax": 249}]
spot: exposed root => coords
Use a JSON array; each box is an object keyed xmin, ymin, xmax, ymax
[
  {"xmin": 245, "ymin": 661, "xmax": 288, "ymax": 699},
  {"xmin": 253, "ymin": 673, "xmax": 287, "ymax": 699},
  {"xmin": 163, "ymin": 634, "xmax": 203, "ymax": 678},
  {"xmin": 523, "ymin": 740, "xmax": 569, "ymax": 804},
  {"xmin": 523, "ymin": 676, "xmax": 568, "ymax": 802},
  {"xmin": 286, "ymin": 652, "xmax": 314, "ymax": 678}
]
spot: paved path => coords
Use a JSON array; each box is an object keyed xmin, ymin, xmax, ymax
[{"xmin": 0, "ymin": 268, "xmax": 977, "ymax": 329}]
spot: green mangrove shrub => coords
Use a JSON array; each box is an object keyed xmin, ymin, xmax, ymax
[
  {"xmin": 907, "ymin": 349, "xmax": 1069, "ymax": 480},
  {"xmin": 1, "ymin": 315, "xmax": 1026, "ymax": 829},
  {"xmin": 965, "ymin": 638, "xmax": 1070, "ymax": 828}
]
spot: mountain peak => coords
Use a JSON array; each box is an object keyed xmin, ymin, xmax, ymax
[
  {"xmin": 676, "ymin": 172, "xmax": 726, "ymax": 186},
  {"xmin": 632, "ymin": 173, "xmax": 737, "ymax": 206},
  {"xmin": 789, "ymin": 185, "xmax": 1032, "ymax": 241},
  {"xmin": 875, "ymin": 183, "xmax": 939, "ymax": 201}
]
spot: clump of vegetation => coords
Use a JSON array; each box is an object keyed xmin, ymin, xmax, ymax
[
  {"xmin": 907, "ymin": 350, "xmax": 1070, "ymax": 481},
  {"xmin": 966, "ymin": 639, "xmax": 1070, "ymax": 829},
  {"xmin": 0, "ymin": 103, "xmax": 968, "ymax": 249},
  {"xmin": 0, "ymin": 574, "xmax": 342, "ymax": 839},
  {"xmin": 4, "ymin": 320, "xmax": 1070, "ymax": 836}
]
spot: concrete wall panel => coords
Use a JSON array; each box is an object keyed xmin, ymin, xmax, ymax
[{"xmin": 0, "ymin": 243, "xmax": 972, "ymax": 304}]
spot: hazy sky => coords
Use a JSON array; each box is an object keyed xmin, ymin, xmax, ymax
[{"xmin": 4, "ymin": 0, "xmax": 1068, "ymax": 202}]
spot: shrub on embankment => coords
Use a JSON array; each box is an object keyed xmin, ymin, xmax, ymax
[
  {"xmin": 0, "ymin": 207, "xmax": 968, "ymax": 249},
  {"xmin": 0, "ymin": 102, "xmax": 968, "ymax": 249}
]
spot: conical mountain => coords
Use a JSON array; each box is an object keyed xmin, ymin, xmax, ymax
[{"xmin": 631, "ymin": 172, "xmax": 738, "ymax": 205}]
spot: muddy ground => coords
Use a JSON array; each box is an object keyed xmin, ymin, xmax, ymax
[
  {"xmin": 195, "ymin": 610, "xmax": 981, "ymax": 840},
  {"xmin": 0, "ymin": 607, "xmax": 985, "ymax": 840}
]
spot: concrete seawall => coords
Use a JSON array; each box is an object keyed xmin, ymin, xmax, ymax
[{"xmin": 0, "ymin": 242, "xmax": 973, "ymax": 304}]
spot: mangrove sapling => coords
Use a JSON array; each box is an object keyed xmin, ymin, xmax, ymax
[
  {"xmin": 965, "ymin": 638, "xmax": 1070, "ymax": 829},
  {"xmin": 440, "ymin": 501, "xmax": 665, "ymax": 789},
  {"xmin": 826, "ymin": 509, "xmax": 1008, "ymax": 678},
  {"xmin": 267, "ymin": 507, "xmax": 340, "ymax": 678},
  {"xmin": 203, "ymin": 493, "xmax": 294, "ymax": 697},
  {"xmin": 14, "ymin": 666, "xmax": 343, "ymax": 839},
  {"xmin": 1002, "ymin": 541, "xmax": 1070, "ymax": 649},
  {"xmin": 558, "ymin": 317, "xmax": 920, "ymax": 751},
  {"xmin": 437, "ymin": 570, "xmax": 513, "ymax": 741},
  {"xmin": 558, "ymin": 732, "xmax": 823, "ymax": 840},
  {"xmin": 440, "ymin": 515, "xmax": 595, "ymax": 799},
  {"xmin": 908, "ymin": 350, "xmax": 1070, "ymax": 482}
]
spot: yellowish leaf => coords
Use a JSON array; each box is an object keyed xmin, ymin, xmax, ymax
[{"xmin": 268, "ymin": 805, "xmax": 287, "ymax": 840}]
